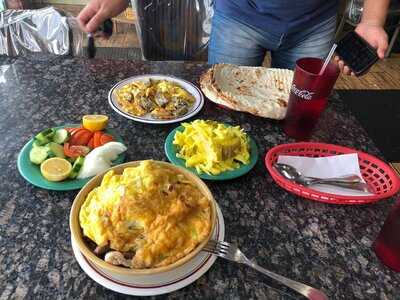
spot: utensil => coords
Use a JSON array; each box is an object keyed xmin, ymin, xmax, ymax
[
  {"xmin": 274, "ymin": 163, "xmax": 373, "ymax": 193},
  {"xmin": 274, "ymin": 162, "xmax": 362, "ymax": 184},
  {"xmin": 203, "ymin": 240, "xmax": 328, "ymax": 300},
  {"xmin": 86, "ymin": 19, "xmax": 113, "ymax": 58},
  {"xmin": 87, "ymin": 33, "xmax": 96, "ymax": 58}
]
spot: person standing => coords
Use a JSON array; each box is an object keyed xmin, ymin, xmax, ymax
[
  {"xmin": 208, "ymin": 0, "xmax": 389, "ymax": 74},
  {"xmin": 77, "ymin": 0, "xmax": 389, "ymax": 75}
]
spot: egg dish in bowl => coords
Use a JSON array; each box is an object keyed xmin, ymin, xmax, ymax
[{"xmin": 70, "ymin": 160, "xmax": 216, "ymax": 275}]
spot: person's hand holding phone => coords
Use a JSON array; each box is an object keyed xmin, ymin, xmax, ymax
[
  {"xmin": 355, "ymin": 23, "xmax": 388, "ymax": 59},
  {"xmin": 334, "ymin": 23, "xmax": 388, "ymax": 76},
  {"xmin": 334, "ymin": 0, "xmax": 390, "ymax": 76}
]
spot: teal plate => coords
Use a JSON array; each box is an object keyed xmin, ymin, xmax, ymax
[
  {"xmin": 165, "ymin": 126, "xmax": 258, "ymax": 180},
  {"xmin": 17, "ymin": 125, "xmax": 125, "ymax": 191}
]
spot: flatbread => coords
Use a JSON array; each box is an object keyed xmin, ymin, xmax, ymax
[{"xmin": 200, "ymin": 64, "xmax": 294, "ymax": 120}]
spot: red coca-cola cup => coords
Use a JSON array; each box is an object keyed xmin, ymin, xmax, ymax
[
  {"xmin": 283, "ymin": 57, "xmax": 340, "ymax": 140},
  {"xmin": 373, "ymin": 200, "xmax": 400, "ymax": 272}
]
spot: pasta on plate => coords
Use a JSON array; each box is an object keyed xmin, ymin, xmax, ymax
[{"xmin": 173, "ymin": 120, "xmax": 250, "ymax": 175}]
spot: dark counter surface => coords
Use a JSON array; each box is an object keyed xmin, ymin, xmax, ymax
[{"xmin": 0, "ymin": 57, "xmax": 399, "ymax": 299}]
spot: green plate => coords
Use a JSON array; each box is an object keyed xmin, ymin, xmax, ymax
[
  {"xmin": 17, "ymin": 125, "xmax": 125, "ymax": 191},
  {"xmin": 165, "ymin": 125, "xmax": 258, "ymax": 180}
]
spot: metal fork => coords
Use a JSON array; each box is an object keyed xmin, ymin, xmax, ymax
[{"xmin": 203, "ymin": 240, "xmax": 328, "ymax": 300}]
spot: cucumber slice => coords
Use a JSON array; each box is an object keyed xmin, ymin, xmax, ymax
[
  {"xmin": 29, "ymin": 146, "xmax": 49, "ymax": 165},
  {"xmin": 53, "ymin": 129, "xmax": 70, "ymax": 144},
  {"xmin": 69, "ymin": 156, "xmax": 85, "ymax": 179},
  {"xmin": 33, "ymin": 136, "xmax": 50, "ymax": 146},
  {"xmin": 46, "ymin": 142, "xmax": 65, "ymax": 158},
  {"xmin": 34, "ymin": 128, "xmax": 56, "ymax": 146},
  {"xmin": 32, "ymin": 140, "xmax": 42, "ymax": 148}
]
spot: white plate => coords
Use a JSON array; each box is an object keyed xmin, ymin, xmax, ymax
[
  {"xmin": 72, "ymin": 203, "xmax": 225, "ymax": 296},
  {"xmin": 108, "ymin": 75, "xmax": 204, "ymax": 124}
]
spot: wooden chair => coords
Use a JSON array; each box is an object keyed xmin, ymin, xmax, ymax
[{"xmin": 335, "ymin": 0, "xmax": 400, "ymax": 57}]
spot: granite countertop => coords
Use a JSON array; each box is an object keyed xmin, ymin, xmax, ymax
[{"xmin": 0, "ymin": 56, "xmax": 399, "ymax": 300}]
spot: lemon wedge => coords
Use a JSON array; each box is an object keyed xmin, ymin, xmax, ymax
[
  {"xmin": 82, "ymin": 115, "xmax": 109, "ymax": 132},
  {"xmin": 40, "ymin": 158, "xmax": 72, "ymax": 182}
]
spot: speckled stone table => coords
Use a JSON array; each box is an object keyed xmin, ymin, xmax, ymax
[{"xmin": 0, "ymin": 56, "xmax": 399, "ymax": 300}]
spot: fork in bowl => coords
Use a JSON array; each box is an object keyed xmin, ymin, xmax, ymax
[{"xmin": 203, "ymin": 240, "xmax": 328, "ymax": 300}]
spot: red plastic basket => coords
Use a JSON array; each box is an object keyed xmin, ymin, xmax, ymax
[{"xmin": 265, "ymin": 142, "xmax": 400, "ymax": 204}]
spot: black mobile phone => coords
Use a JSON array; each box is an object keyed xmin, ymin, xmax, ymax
[{"xmin": 335, "ymin": 31, "xmax": 379, "ymax": 76}]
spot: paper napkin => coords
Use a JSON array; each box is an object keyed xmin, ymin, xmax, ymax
[{"xmin": 277, "ymin": 153, "xmax": 372, "ymax": 196}]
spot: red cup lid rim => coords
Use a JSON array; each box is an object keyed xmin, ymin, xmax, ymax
[{"xmin": 296, "ymin": 57, "xmax": 340, "ymax": 77}]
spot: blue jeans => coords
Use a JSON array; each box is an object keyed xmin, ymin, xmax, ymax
[{"xmin": 208, "ymin": 11, "xmax": 337, "ymax": 69}]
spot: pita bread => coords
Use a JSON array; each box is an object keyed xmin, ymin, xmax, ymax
[{"xmin": 200, "ymin": 64, "xmax": 294, "ymax": 120}]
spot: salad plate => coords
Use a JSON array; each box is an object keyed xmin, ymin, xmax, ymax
[
  {"xmin": 17, "ymin": 124, "xmax": 125, "ymax": 191},
  {"xmin": 165, "ymin": 125, "xmax": 258, "ymax": 180}
]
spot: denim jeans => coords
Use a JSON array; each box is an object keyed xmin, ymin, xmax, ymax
[{"xmin": 208, "ymin": 11, "xmax": 337, "ymax": 69}]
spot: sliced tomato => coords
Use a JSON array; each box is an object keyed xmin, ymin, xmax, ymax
[
  {"xmin": 87, "ymin": 137, "xmax": 94, "ymax": 148},
  {"xmin": 69, "ymin": 129, "xmax": 93, "ymax": 146},
  {"xmin": 68, "ymin": 127, "xmax": 83, "ymax": 136},
  {"xmin": 70, "ymin": 145, "xmax": 90, "ymax": 156},
  {"xmin": 64, "ymin": 143, "xmax": 90, "ymax": 158},
  {"xmin": 64, "ymin": 143, "xmax": 79, "ymax": 158},
  {"xmin": 93, "ymin": 131, "xmax": 103, "ymax": 148},
  {"xmin": 100, "ymin": 133, "xmax": 114, "ymax": 146}
]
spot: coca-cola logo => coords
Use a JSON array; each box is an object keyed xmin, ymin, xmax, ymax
[{"xmin": 291, "ymin": 84, "xmax": 314, "ymax": 100}]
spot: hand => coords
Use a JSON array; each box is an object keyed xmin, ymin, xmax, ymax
[
  {"xmin": 334, "ymin": 23, "xmax": 388, "ymax": 76},
  {"xmin": 78, "ymin": 0, "xmax": 129, "ymax": 33}
]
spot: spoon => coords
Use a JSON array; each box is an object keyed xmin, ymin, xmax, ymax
[{"xmin": 274, "ymin": 163, "xmax": 374, "ymax": 193}]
